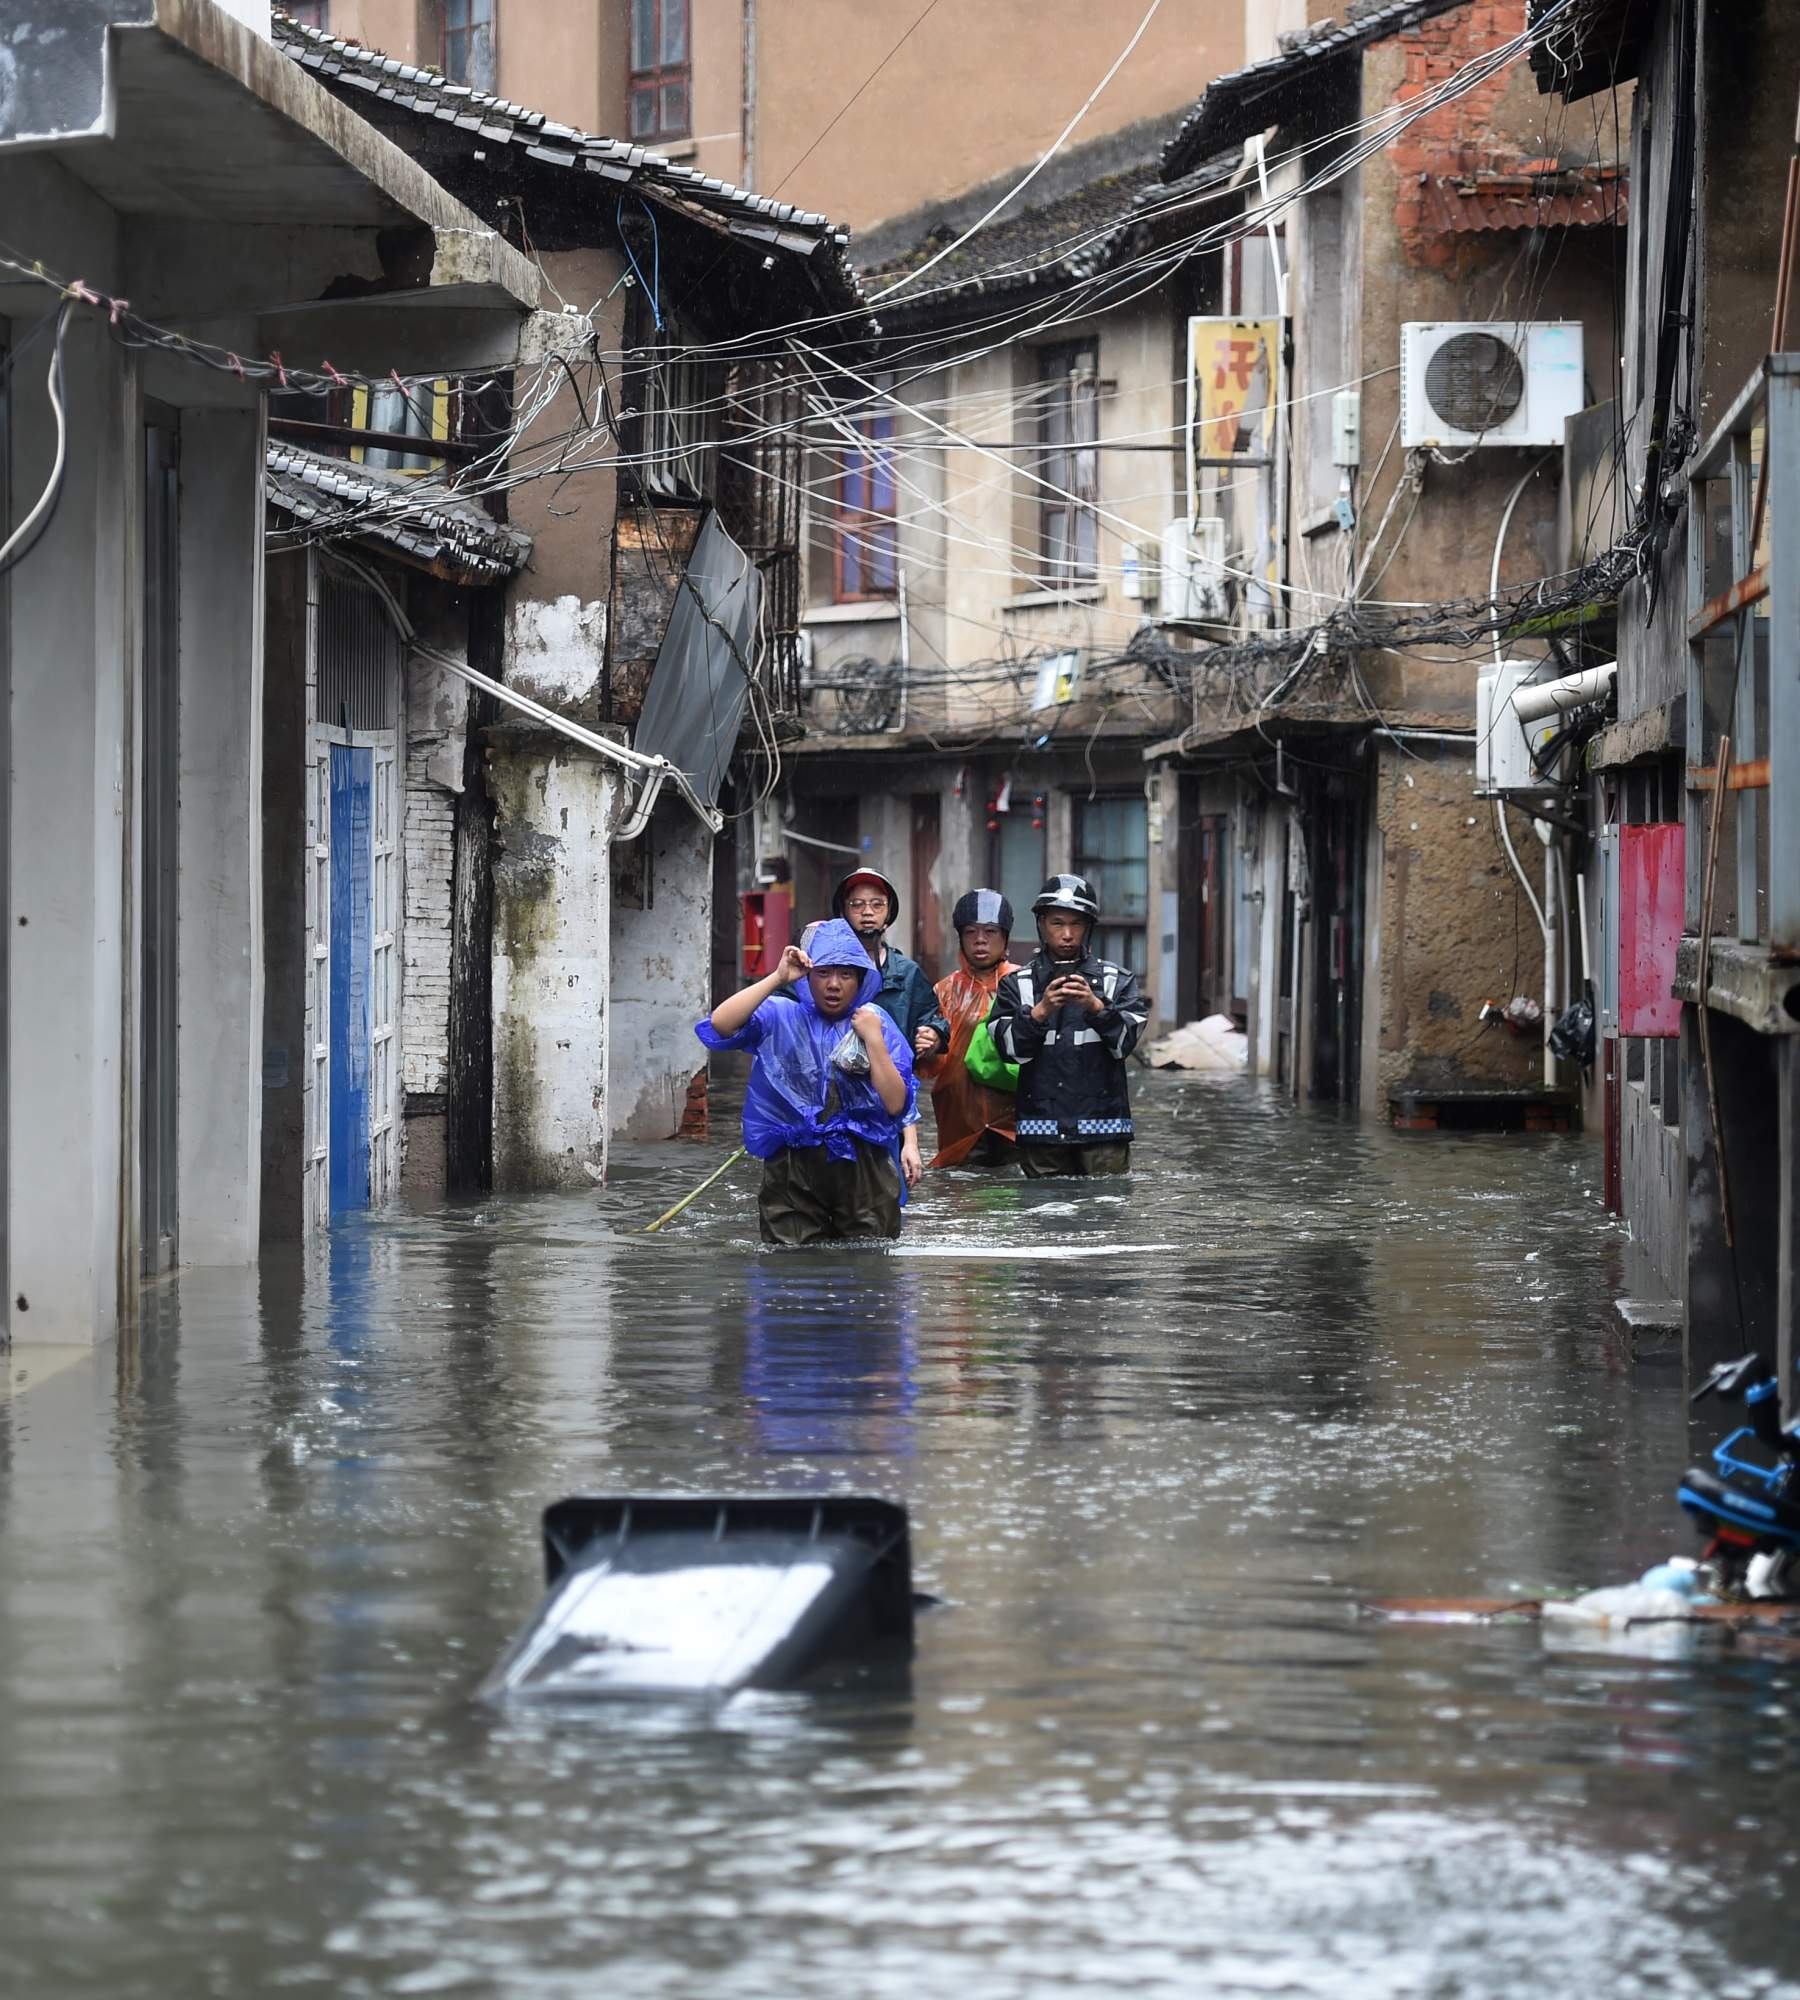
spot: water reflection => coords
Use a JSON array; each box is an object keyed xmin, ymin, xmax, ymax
[
  {"xmin": 5, "ymin": 1072, "xmax": 1800, "ymax": 1998},
  {"xmin": 740, "ymin": 1260, "xmax": 921, "ymax": 1459}
]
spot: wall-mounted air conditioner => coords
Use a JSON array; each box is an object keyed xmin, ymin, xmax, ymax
[
  {"xmin": 1475, "ymin": 658, "xmax": 1562, "ymax": 794},
  {"xmin": 1160, "ymin": 516, "xmax": 1228, "ymax": 623},
  {"xmin": 1401, "ymin": 321, "xmax": 1585, "ymax": 449}
]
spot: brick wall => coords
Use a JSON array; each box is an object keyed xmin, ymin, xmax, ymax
[{"xmin": 1389, "ymin": 0, "xmax": 1524, "ymax": 271}]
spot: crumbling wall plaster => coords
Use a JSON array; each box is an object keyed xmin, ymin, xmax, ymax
[
  {"xmin": 489, "ymin": 737, "xmax": 616, "ymax": 1188},
  {"xmin": 504, "ymin": 594, "xmax": 606, "ymax": 714}
]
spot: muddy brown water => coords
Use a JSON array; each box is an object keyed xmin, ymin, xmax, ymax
[{"xmin": 4, "ymin": 1071, "xmax": 1799, "ymax": 1997}]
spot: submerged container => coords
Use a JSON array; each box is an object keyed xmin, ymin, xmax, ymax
[{"xmin": 481, "ymin": 1494, "xmax": 913, "ymax": 1701}]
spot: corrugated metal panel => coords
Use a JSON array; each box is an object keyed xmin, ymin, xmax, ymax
[
  {"xmin": 1424, "ymin": 176, "xmax": 1627, "ymax": 235},
  {"xmin": 317, "ymin": 573, "xmax": 400, "ymax": 731}
]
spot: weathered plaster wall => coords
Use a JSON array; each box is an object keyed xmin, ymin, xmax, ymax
[
  {"xmin": 260, "ymin": 548, "xmax": 310, "ymax": 1243},
  {"xmin": 489, "ymin": 735, "xmax": 616, "ymax": 1188},
  {"xmin": 1368, "ymin": 741, "xmax": 1546, "ymax": 1098},
  {"xmin": 609, "ymin": 800, "xmax": 712, "ymax": 1141}
]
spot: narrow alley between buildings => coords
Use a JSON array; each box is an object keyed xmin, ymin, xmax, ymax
[{"xmin": 4, "ymin": 1072, "xmax": 1793, "ymax": 1998}]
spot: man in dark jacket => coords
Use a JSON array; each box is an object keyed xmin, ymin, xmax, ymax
[
  {"xmin": 987, "ymin": 874, "xmax": 1147, "ymax": 1177},
  {"xmin": 832, "ymin": 868, "xmax": 948, "ymax": 1190}
]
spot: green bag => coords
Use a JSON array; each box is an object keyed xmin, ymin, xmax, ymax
[{"xmin": 964, "ymin": 1014, "xmax": 1020, "ymax": 1093}]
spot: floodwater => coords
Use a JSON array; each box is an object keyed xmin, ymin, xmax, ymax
[{"xmin": 4, "ymin": 1071, "xmax": 1800, "ymax": 1998}]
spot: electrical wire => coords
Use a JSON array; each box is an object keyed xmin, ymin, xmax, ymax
[{"xmin": 0, "ymin": 301, "xmax": 71, "ymax": 581}]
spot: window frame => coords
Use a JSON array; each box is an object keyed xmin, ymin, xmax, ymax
[
  {"xmin": 442, "ymin": 0, "xmax": 496, "ymax": 89},
  {"xmin": 630, "ymin": 0, "xmax": 692, "ymax": 143},
  {"xmin": 831, "ymin": 402, "xmax": 899, "ymax": 603},
  {"xmin": 1037, "ymin": 340, "xmax": 1100, "ymax": 590}
]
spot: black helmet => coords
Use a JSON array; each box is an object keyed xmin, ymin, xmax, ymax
[
  {"xmin": 951, "ymin": 888, "xmax": 1013, "ymax": 935},
  {"xmin": 1031, "ymin": 874, "xmax": 1100, "ymax": 920},
  {"xmin": 831, "ymin": 867, "xmax": 900, "ymax": 928}
]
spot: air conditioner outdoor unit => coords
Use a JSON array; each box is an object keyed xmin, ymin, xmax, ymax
[
  {"xmin": 1401, "ymin": 321, "xmax": 1585, "ymax": 449},
  {"xmin": 1475, "ymin": 658, "xmax": 1562, "ymax": 795},
  {"xmin": 1160, "ymin": 516, "xmax": 1228, "ymax": 623}
]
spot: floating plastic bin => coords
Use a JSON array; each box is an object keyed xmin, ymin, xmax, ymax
[{"xmin": 481, "ymin": 1494, "xmax": 913, "ymax": 1700}]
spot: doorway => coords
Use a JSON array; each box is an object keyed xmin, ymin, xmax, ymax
[
  {"xmin": 140, "ymin": 411, "xmax": 180, "ymax": 1276},
  {"xmin": 909, "ymin": 793, "xmax": 941, "ymax": 978},
  {"xmin": 306, "ymin": 566, "xmax": 401, "ymax": 1225}
]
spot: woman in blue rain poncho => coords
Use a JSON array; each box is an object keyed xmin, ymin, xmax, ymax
[{"xmin": 696, "ymin": 917, "xmax": 917, "ymax": 1246}]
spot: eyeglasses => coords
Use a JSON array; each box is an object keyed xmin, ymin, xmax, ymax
[{"xmin": 844, "ymin": 896, "xmax": 889, "ymax": 914}]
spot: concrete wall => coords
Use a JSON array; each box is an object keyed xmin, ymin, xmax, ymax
[
  {"xmin": 609, "ymin": 797, "xmax": 712, "ymax": 1140},
  {"xmin": 1366, "ymin": 741, "xmax": 1545, "ymax": 1101},
  {"xmin": 489, "ymin": 734, "xmax": 616, "ymax": 1188}
]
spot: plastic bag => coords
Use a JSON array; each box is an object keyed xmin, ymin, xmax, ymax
[
  {"xmin": 829, "ymin": 1025, "xmax": 871, "ymax": 1077},
  {"xmin": 1548, "ymin": 982, "xmax": 1596, "ymax": 1069},
  {"xmin": 964, "ymin": 1016, "xmax": 1019, "ymax": 1093}
]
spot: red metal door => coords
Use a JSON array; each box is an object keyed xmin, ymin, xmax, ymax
[{"xmin": 1618, "ymin": 823, "xmax": 1684, "ymax": 1036}]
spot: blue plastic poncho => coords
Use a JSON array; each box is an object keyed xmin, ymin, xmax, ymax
[{"xmin": 696, "ymin": 918, "xmax": 918, "ymax": 1180}]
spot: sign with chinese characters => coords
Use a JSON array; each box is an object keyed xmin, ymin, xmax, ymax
[{"xmin": 1185, "ymin": 316, "xmax": 1285, "ymax": 623}]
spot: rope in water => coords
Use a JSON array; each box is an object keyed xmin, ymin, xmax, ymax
[{"xmin": 641, "ymin": 1148, "xmax": 747, "ymax": 1233}]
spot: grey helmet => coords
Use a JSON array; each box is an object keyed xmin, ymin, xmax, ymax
[
  {"xmin": 951, "ymin": 888, "xmax": 1014, "ymax": 935},
  {"xmin": 1031, "ymin": 873, "xmax": 1100, "ymax": 954},
  {"xmin": 1031, "ymin": 874, "xmax": 1100, "ymax": 920}
]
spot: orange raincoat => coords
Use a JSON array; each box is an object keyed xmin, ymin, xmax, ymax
[{"xmin": 917, "ymin": 955, "xmax": 1022, "ymax": 1167}]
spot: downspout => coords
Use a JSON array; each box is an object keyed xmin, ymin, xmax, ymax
[
  {"xmin": 326, "ymin": 551, "xmax": 721, "ymax": 836},
  {"xmin": 1488, "ymin": 460, "xmax": 1557, "ymax": 1086},
  {"xmin": 741, "ymin": 0, "xmax": 758, "ymax": 189}
]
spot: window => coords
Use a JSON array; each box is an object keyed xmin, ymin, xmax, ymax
[
  {"xmin": 286, "ymin": 0, "xmax": 330, "ymax": 26},
  {"xmin": 1038, "ymin": 342, "xmax": 1098, "ymax": 589},
  {"xmin": 1072, "ymin": 794, "xmax": 1149, "ymax": 969},
  {"xmin": 631, "ymin": 0, "xmax": 690, "ymax": 142},
  {"xmin": 831, "ymin": 404, "xmax": 897, "ymax": 600},
  {"xmin": 442, "ymin": 0, "xmax": 495, "ymax": 90},
  {"xmin": 351, "ymin": 379, "xmax": 452, "ymax": 474},
  {"xmin": 625, "ymin": 340, "xmax": 714, "ymax": 502}
]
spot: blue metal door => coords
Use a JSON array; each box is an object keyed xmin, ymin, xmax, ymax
[{"xmin": 328, "ymin": 743, "xmax": 374, "ymax": 1216}]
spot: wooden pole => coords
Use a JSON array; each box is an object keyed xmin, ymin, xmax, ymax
[{"xmin": 642, "ymin": 1147, "xmax": 747, "ymax": 1233}]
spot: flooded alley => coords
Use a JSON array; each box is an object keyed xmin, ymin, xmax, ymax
[{"xmin": 5, "ymin": 1074, "xmax": 1797, "ymax": 1998}]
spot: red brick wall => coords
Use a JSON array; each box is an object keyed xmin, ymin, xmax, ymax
[{"xmin": 1389, "ymin": 1, "xmax": 1526, "ymax": 271}]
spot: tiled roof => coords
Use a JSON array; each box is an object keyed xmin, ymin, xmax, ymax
[
  {"xmin": 1423, "ymin": 164, "xmax": 1626, "ymax": 233},
  {"xmin": 265, "ymin": 442, "xmax": 531, "ymax": 584},
  {"xmin": 857, "ymin": 119, "xmax": 1238, "ymax": 328},
  {"xmin": 269, "ymin": 11, "xmax": 869, "ymax": 325},
  {"xmin": 1161, "ymin": 0, "xmax": 1474, "ymax": 181},
  {"xmin": 1527, "ymin": 0, "xmax": 1653, "ymax": 100}
]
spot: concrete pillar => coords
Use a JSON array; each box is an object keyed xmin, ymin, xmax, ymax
[
  {"xmin": 176, "ymin": 405, "xmax": 264, "ymax": 1265},
  {"xmin": 7, "ymin": 315, "xmax": 129, "ymax": 1345},
  {"xmin": 489, "ymin": 733, "xmax": 616, "ymax": 1187}
]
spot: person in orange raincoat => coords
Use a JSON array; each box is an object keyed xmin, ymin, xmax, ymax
[{"xmin": 916, "ymin": 889, "xmax": 1022, "ymax": 1169}]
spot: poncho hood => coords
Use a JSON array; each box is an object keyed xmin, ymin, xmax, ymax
[{"xmin": 803, "ymin": 918, "xmax": 882, "ymax": 1010}]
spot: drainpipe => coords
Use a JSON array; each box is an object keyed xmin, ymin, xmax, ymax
[
  {"xmin": 741, "ymin": 0, "xmax": 758, "ymax": 189},
  {"xmin": 1488, "ymin": 458, "xmax": 1557, "ymax": 1087},
  {"xmin": 325, "ymin": 550, "xmax": 720, "ymax": 837}
]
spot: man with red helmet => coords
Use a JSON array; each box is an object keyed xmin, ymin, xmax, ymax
[{"xmin": 831, "ymin": 868, "xmax": 947, "ymax": 1191}]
